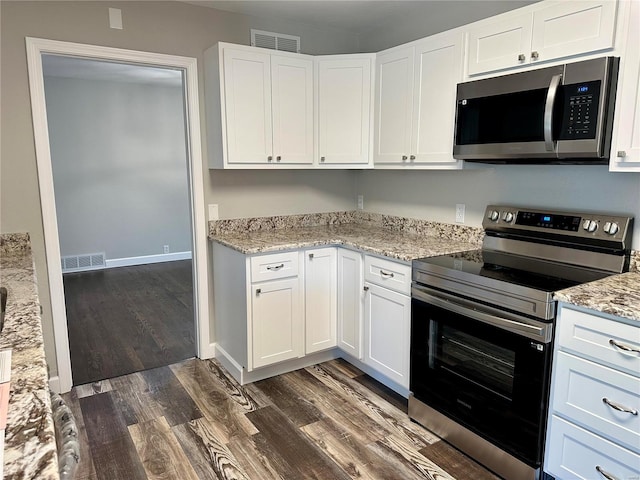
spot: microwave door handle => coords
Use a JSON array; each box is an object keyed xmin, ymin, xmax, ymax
[{"xmin": 544, "ymin": 73, "xmax": 563, "ymax": 152}]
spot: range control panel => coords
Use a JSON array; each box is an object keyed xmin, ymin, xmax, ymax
[{"xmin": 483, "ymin": 205, "xmax": 633, "ymax": 242}]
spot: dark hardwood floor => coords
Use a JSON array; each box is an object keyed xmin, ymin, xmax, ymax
[
  {"xmin": 63, "ymin": 260, "xmax": 195, "ymax": 386},
  {"xmin": 63, "ymin": 358, "xmax": 501, "ymax": 480}
]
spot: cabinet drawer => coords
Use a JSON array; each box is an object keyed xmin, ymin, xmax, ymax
[
  {"xmin": 545, "ymin": 415, "xmax": 640, "ymax": 480},
  {"xmin": 364, "ymin": 255, "xmax": 411, "ymax": 295},
  {"xmin": 558, "ymin": 307, "xmax": 640, "ymax": 377},
  {"xmin": 250, "ymin": 251, "xmax": 299, "ymax": 282},
  {"xmin": 553, "ymin": 351, "xmax": 640, "ymax": 452}
]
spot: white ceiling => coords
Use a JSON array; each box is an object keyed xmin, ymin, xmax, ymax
[{"xmin": 185, "ymin": 0, "xmax": 538, "ymax": 36}]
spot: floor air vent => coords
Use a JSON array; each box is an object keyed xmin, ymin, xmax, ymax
[
  {"xmin": 61, "ymin": 253, "xmax": 106, "ymax": 273},
  {"xmin": 251, "ymin": 29, "xmax": 301, "ymax": 53}
]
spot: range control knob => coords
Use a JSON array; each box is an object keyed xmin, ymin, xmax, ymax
[
  {"xmin": 603, "ymin": 222, "xmax": 619, "ymax": 235},
  {"xmin": 583, "ymin": 219, "xmax": 598, "ymax": 233},
  {"xmin": 488, "ymin": 210, "xmax": 500, "ymax": 221},
  {"xmin": 503, "ymin": 212, "xmax": 514, "ymax": 223}
]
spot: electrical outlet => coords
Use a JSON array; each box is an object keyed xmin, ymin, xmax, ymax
[
  {"xmin": 208, "ymin": 204, "xmax": 219, "ymax": 221},
  {"xmin": 163, "ymin": 245, "xmax": 170, "ymax": 254},
  {"xmin": 455, "ymin": 204, "xmax": 465, "ymax": 223},
  {"xmin": 357, "ymin": 195, "xmax": 364, "ymax": 210}
]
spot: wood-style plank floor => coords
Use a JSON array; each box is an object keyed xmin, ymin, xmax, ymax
[
  {"xmin": 63, "ymin": 260, "xmax": 195, "ymax": 386},
  {"xmin": 63, "ymin": 358, "xmax": 501, "ymax": 480}
]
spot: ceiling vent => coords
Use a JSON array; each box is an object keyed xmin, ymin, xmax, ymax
[{"xmin": 251, "ymin": 29, "xmax": 301, "ymax": 53}]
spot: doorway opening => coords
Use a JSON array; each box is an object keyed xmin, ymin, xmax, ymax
[{"xmin": 26, "ymin": 38, "xmax": 211, "ymax": 393}]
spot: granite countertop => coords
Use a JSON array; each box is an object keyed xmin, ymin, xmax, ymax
[
  {"xmin": 209, "ymin": 211, "xmax": 483, "ymax": 262},
  {"xmin": 210, "ymin": 211, "xmax": 640, "ymax": 323},
  {"xmin": 0, "ymin": 234, "xmax": 58, "ymax": 479},
  {"xmin": 554, "ymin": 270, "xmax": 640, "ymax": 322}
]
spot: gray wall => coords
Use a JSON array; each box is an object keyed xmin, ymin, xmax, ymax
[
  {"xmin": 45, "ymin": 75, "xmax": 192, "ymax": 260},
  {"xmin": 0, "ymin": 0, "xmax": 360, "ymax": 376},
  {"xmin": 355, "ymin": 166, "xmax": 640, "ymax": 249}
]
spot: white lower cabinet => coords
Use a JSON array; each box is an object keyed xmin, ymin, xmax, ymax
[
  {"xmin": 337, "ymin": 249, "xmax": 364, "ymax": 359},
  {"xmin": 544, "ymin": 304, "xmax": 640, "ymax": 479},
  {"xmin": 213, "ymin": 243, "xmax": 412, "ymax": 394},
  {"xmin": 304, "ymin": 247, "xmax": 337, "ymax": 354},
  {"xmin": 363, "ymin": 282, "xmax": 411, "ymax": 389},
  {"xmin": 251, "ymin": 277, "xmax": 303, "ymax": 369}
]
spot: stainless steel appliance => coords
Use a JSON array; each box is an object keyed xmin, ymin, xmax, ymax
[
  {"xmin": 409, "ymin": 205, "xmax": 633, "ymax": 480},
  {"xmin": 453, "ymin": 57, "xmax": 619, "ymax": 163}
]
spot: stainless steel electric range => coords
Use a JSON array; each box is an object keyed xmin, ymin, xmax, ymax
[{"xmin": 409, "ymin": 205, "xmax": 634, "ymax": 480}]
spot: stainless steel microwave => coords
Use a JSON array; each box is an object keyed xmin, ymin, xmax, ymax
[{"xmin": 453, "ymin": 57, "xmax": 619, "ymax": 164}]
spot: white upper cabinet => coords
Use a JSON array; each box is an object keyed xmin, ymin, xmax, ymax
[
  {"xmin": 316, "ymin": 55, "xmax": 374, "ymax": 168},
  {"xmin": 205, "ymin": 43, "xmax": 314, "ymax": 168},
  {"xmin": 611, "ymin": 0, "xmax": 640, "ymax": 171},
  {"xmin": 467, "ymin": 0, "xmax": 618, "ymax": 76},
  {"xmin": 374, "ymin": 31, "xmax": 464, "ymax": 169}
]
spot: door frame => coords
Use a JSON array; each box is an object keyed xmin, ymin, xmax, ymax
[{"xmin": 25, "ymin": 37, "xmax": 212, "ymax": 393}]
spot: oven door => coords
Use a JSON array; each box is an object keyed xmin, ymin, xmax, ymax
[{"xmin": 410, "ymin": 285, "xmax": 553, "ymax": 468}]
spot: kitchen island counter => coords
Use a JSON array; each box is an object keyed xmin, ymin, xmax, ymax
[{"xmin": 0, "ymin": 233, "xmax": 58, "ymax": 479}]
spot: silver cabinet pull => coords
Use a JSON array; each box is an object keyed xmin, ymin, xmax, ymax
[
  {"xmin": 602, "ymin": 397, "xmax": 638, "ymax": 415},
  {"xmin": 617, "ymin": 151, "xmax": 627, "ymax": 158},
  {"xmin": 609, "ymin": 339, "xmax": 640, "ymax": 354},
  {"xmin": 266, "ymin": 264, "xmax": 284, "ymax": 271},
  {"xmin": 402, "ymin": 155, "xmax": 408, "ymax": 161},
  {"xmin": 267, "ymin": 155, "xmax": 273, "ymax": 162},
  {"xmin": 531, "ymin": 51, "xmax": 539, "ymax": 60},
  {"xmin": 276, "ymin": 155, "xmax": 281, "ymax": 162},
  {"xmin": 308, "ymin": 253, "xmax": 314, "ymax": 259},
  {"xmin": 596, "ymin": 466, "xmax": 619, "ymax": 480},
  {"xmin": 518, "ymin": 53, "xmax": 526, "ymax": 62},
  {"xmin": 320, "ymin": 156, "xmax": 326, "ymax": 162},
  {"xmin": 256, "ymin": 288, "xmax": 261, "ymax": 295},
  {"xmin": 363, "ymin": 285, "xmax": 369, "ymax": 291},
  {"xmin": 380, "ymin": 270, "xmax": 395, "ymax": 278},
  {"xmin": 409, "ymin": 155, "xmax": 416, "ymax": 160}
]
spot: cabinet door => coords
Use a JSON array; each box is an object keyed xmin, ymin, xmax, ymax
[
  {"xmin": 467, "ymin": 12, "xmax": 533, "ymax": 75},
  {"xmin": 250, "ymin": 278, "xmax": 302, "ymax": 369},
  {"xmin": 364, "ymin": 283, "xmax": 411, "ymax": 388},
  {"xmin": 271, "ymin": 55, "xmax": 314, "ymax": 165},
  {"xmin": 305, "ymin": 248, "xmax": 337, "ymax": 354},
  {"xmin": 337, "ymin": 249, "xmax": 363, "ymax": 359},
  {"xmin": 374, "ymin": 47, "xmax": 415, "ymax": 165},
  {"xmin": 611, "ymin": 0, "xmax": 640, "ymax": 171},
  {"xmin": 223, "ymin": 49, "xmax": 273, "ymax": 164},
  {"xmin": 531, "ymin": 1, "xmax": 617, "ymax": 65},
  {"xmin": 317, "ymin": 57, "xmax": 373, "ymax": 166},
  {"xmin": 411, "ymin": 32, "xmax": 464, "ymax": 166}
]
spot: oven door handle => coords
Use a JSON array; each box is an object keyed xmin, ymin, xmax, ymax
[{"xmin": 412, "ymin": 285, "xmax": 552, "ymax": 343}]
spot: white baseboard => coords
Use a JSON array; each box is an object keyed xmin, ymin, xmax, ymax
[
  {"xmin": 105, "ymin": 251, "xmax": 192, "ymax": 269},
  {"xmin": 215, "ymin": 344, "xmax": 340, "ymax": 385},
  {"xmin": 48, "ymin": 375, "xmax": 62, "ymax": 394}
]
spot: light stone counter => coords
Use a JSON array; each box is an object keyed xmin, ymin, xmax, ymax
[
  {"xmin": 554, "ymin": 265, "xmax": 640, "ymax": 322},
  {"xmin": 0, "ymin": 233, "xmax": 58, "ymax": 479},
  {"xmin": 209, "ymin": 211, "xmax": 483, "ymax": 262}
]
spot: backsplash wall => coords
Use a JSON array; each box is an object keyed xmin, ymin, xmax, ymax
[{"xmin": 355, "ymin": 165, "xmax": 640, "ymax": 250}]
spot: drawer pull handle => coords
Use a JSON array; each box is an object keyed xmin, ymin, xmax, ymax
[
  {"xmin": 380, "ymin": 270, "xmax": 395, "ymax": 278},
  {"xmin": 267, "ymin": 264, "xmax": 284, "ymax": 271},
  {"xmin": 609, "ymin": 339, "xmax": 640, "ymax": 354},
  {"xmin": 602, "ymin": 397, "xmax": 638, "ymax": 415},
  {"xmin": 596, "ymin": 465, "xmax": 619, "ymax": 480}
]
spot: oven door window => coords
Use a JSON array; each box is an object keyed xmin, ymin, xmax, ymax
[{"xmin": 411, "ymin": 297, "xmax": 552, "ymax": 467}]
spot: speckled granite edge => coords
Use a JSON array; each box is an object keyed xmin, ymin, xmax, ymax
[
  {"xmin": 0, "ymin": 233, "xmax": 31, "ymax": 256},
  {"xmin": 209, "ymin": 210, "xmax": 484, "ymax": 245},
  {"xmin": 0, "ymin": 233, "xmax": 59, "ymax": 479}
]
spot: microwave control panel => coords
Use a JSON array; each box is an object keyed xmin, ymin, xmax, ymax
[{"xmin": 558, "ymin": 80, "xmax": 601, "ymax": 140}]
